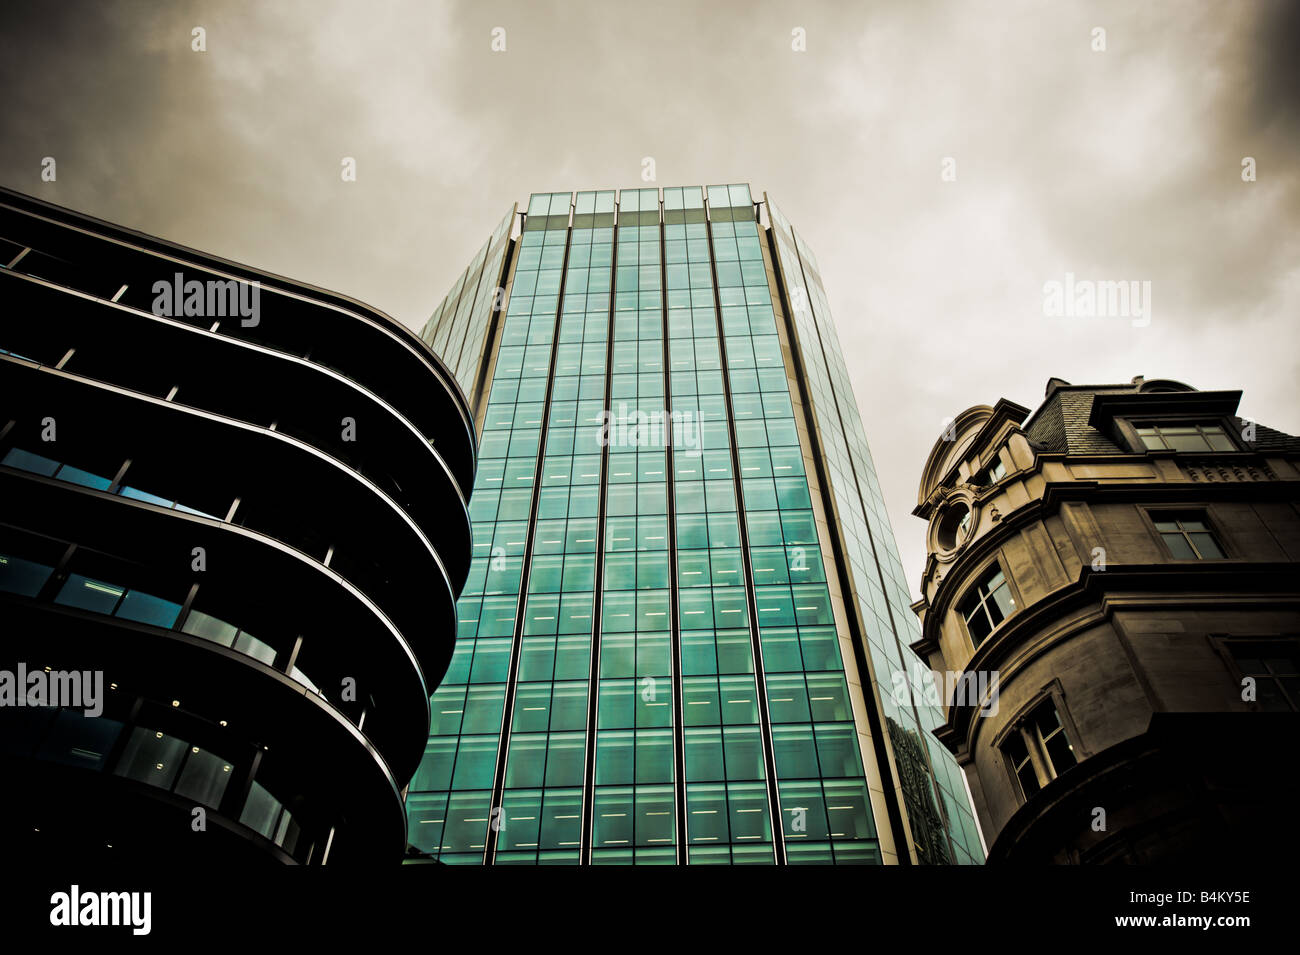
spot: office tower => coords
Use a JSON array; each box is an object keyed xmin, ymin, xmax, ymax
[
  {"xmin": 412, "ymin": 184, "xmax": 984, "ymax": 864},
  {"xmin": 910, "ymin": 376, "xmax": 1300, "ymax": 862},
  {"xmin": 0, "ymin": 188, "xmax": 475, "ymax": 864}
]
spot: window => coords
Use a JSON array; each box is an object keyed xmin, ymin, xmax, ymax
[
  {"xmin": 1151, "ymin": 511, "xmax": 1225, "ymax": 559},
  {"xmin": 54, "ymin": 574, "xmax": 182, "ymax": 627},
  {"xmin": 0, "ymin": 447, "xmax": 219, "ymax": 517},
  {"xmin": 239, "ymin": 780, "xmax": 302, "ymax": 852},
  {"xmin": 959, "ymin": 565, "xmax": 1016, "ymax": 646},
  {"xmin": 56, "ymin": 574, "xmax": 126, "ymax": 615},
  {"xmin": 2, "ymin": 447, "xmax": 112, "ymax": 489},
  {"xmin": 1223, "ymin": 638, "xmax": 1300, "ymax": 712},
  {"xmin": 0, "ymin": 552, "xmax": 54, "ymax": 597},
  {"xmin": 1030, "ymin": 701, "xmax": 1077, "ymax": 777},
  {"xmin": 114, "ymin": 727, "xmax": 188, "ymax": 790},
  {"xmin": 1001, "ymin": 698, "xmax": 1078, "ymax": 800},
  {"xmin": 1135, "ymin": 423, "xmax": 1235, "ymax": 452},
  {"xmin": 936, "ymin": 501, "xmax": 973, "ymax": 550},
  {"xmin": 972, "ymin": 458, "xmax": 1007, "ymax": 486},
  {"xmin": 1003, "ymin": 730, "xmax": 1039, "ymax": 797},
  {"xmin": 38, "ymin": 709, "xmax": 123, "ymax": 771},
  {"xmin": 174, "ymin": 746, "xmax": 236, "ymax": 808},
  {"xmin": 1, "ymin": 447, "xmax": 59, "ymax": 476},
  {"xmin": 181, "ymin": 609, "xmax": 278, "ymax": 666}
]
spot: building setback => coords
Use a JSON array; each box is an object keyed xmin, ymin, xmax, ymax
[
  {"xmin": 411, "ymin": 185, "xmax": 984, "ymax": 865},
  {"xmin": 0, "ymin": 187, "xmax": 475, "ymax": 864},
  {"xmin": 910, "ymin": 376, "xmax": 1300, "ymax": 862}
]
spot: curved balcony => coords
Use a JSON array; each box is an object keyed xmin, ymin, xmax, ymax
[
  {"xmin": 0, "ymin": 188, "xmax": 476, "ymax": 495},
  {"xmin": 0, "ymin": 269, "xmax": 471, "ymax": 580}
]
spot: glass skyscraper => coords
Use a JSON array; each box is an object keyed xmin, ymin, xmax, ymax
[{"xmin": 409, "ymin": 184, "xmax": 984, "ymax": 865}]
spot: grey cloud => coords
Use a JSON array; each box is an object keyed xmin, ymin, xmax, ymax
[{"xmin": 1, "ymin": 0, "xmax": 1295, "ymax": 596}]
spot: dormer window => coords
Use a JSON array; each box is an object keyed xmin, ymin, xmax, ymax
[{"xmin": 1135, "ymin": 422, "xmax": 1235, "ymax": 452}]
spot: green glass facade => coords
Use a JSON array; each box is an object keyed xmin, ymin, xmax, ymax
[
  {"xmin": 765, "ymin": 200, "xmax": 983, "ymax": 864},
  {"xmin": 411, "ymin": 185, "xmax": 984, "ymax": 865}
]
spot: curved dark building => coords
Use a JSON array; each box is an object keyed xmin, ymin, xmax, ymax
[{"xmin": 0, "ymin": 187, "xmax": 475, "ymax": 864}]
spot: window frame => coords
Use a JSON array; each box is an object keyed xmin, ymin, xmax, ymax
[
  {"xmin": 1209, "ymin": 634, "xmax": 1300, "ymax": 712},
  {"xmin": 994, "ymin": 682, "xmax": 1085, "ymax": 803},
  {"xmin": 1001, "ymin": 728, "xmax": 1040, "ymax": 799},
  {"xmin": 1143, "ymin": 507, "xmax": 1229, "ymax": 561},
  {"xmin": 1115, "ymin": 416, "xmax": 1242, "ymax": 454},
  {"xmin": 971, "ymin": 451, "xmax": 1009, "ymax": 487},
  {"xmin": 933, "ymin": 492, "xmax": 977, "ymax": 554},
  {"xmin": 956, "ymin": 559, "xmax": 1019, "ymax": 649}
]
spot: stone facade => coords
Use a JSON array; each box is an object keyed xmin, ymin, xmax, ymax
[{"xmin": 909, "ymin": 377, "xmax": 1300, "ymax": 863}]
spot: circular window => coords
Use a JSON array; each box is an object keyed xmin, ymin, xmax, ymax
[{"xmin": 936, "ymin": 502, "xmax": 973, "ymax": 551}]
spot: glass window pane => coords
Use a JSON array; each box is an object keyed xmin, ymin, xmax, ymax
[
  {"xmin": 0, "ymin": 553, "xmax": 53, "ymax": 597},
  {"xmin": 182, "ymin": 610, "xmax": 237, "ymax": 646},
  {"xmin": 56, "ymin": 465, "xmax": 113, "ymax": 490},
  {"xmin": 239, "ymin": 780, "xmax": 283, "ymax": 840},
  {"xmin": 173, "ymin": 747, "xmax": 235, "ymax": 808},
  {"xmin": 235, "ymin": 632, "xmax": 277, "ymax": 667},
  {"xmin": 2, "ymin": 447, "xmax": 60, "ymax": 475},
  {"xmin": 38, "ymin": 710, "xmax": 122, "ymax": 770},
  {"xmin": 114, "ymin": 726, "xmax": 187, "ymax": 790},
  {"xmin": 115, "ymin": 590, "xmax": 181, "ymax": 628},
  {"xmin": 56, "ymin": 574, "xmax": 123, "ymax": 614},
  {"xmin": 1189, "ymin": 533, "xmax": 1224, "ymax": 559},
  {"xmin": 1161, "ymin": 532, "xmax": 1196, "ymax": 559}
]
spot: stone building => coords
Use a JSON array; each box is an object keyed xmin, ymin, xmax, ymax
[{"xmin": 909, "ymin": 376, "xmax": 1300, "ymax": 862}]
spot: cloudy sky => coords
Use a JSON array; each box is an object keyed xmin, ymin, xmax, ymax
[{"xmin": 3, "ymin": 0, "xmax": 1296, "ymax": 594}]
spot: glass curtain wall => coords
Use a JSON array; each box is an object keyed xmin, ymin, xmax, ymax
[
  {"xmin": 407, "ymin": 185, "xmax": 979, "ymax": 865},
  {"xmin": 767, "ymin": 199, "xmax": 982, "ymax": 864}
]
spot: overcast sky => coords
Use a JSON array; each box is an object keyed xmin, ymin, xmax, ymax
[{"xmin": 3, "ymin": 0, "xmax": 1297, "ymax": 595}]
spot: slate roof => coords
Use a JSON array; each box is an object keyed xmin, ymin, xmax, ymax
[
  {"xmin": 1022, "ymin": 380, "xmax": 1300, "ymax": 455},
  {"xmin": 1024, "ymin": 384, "xmax": 1133, "ymax": 454},
  {"xmin": 1253, "ymin": 423, "xmax": 1300, "ymax": 453}
]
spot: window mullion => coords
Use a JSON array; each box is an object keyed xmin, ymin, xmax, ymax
[{"xmin": 1021, "ymin": 725, "xmax": 1052, "ymax": 788}]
